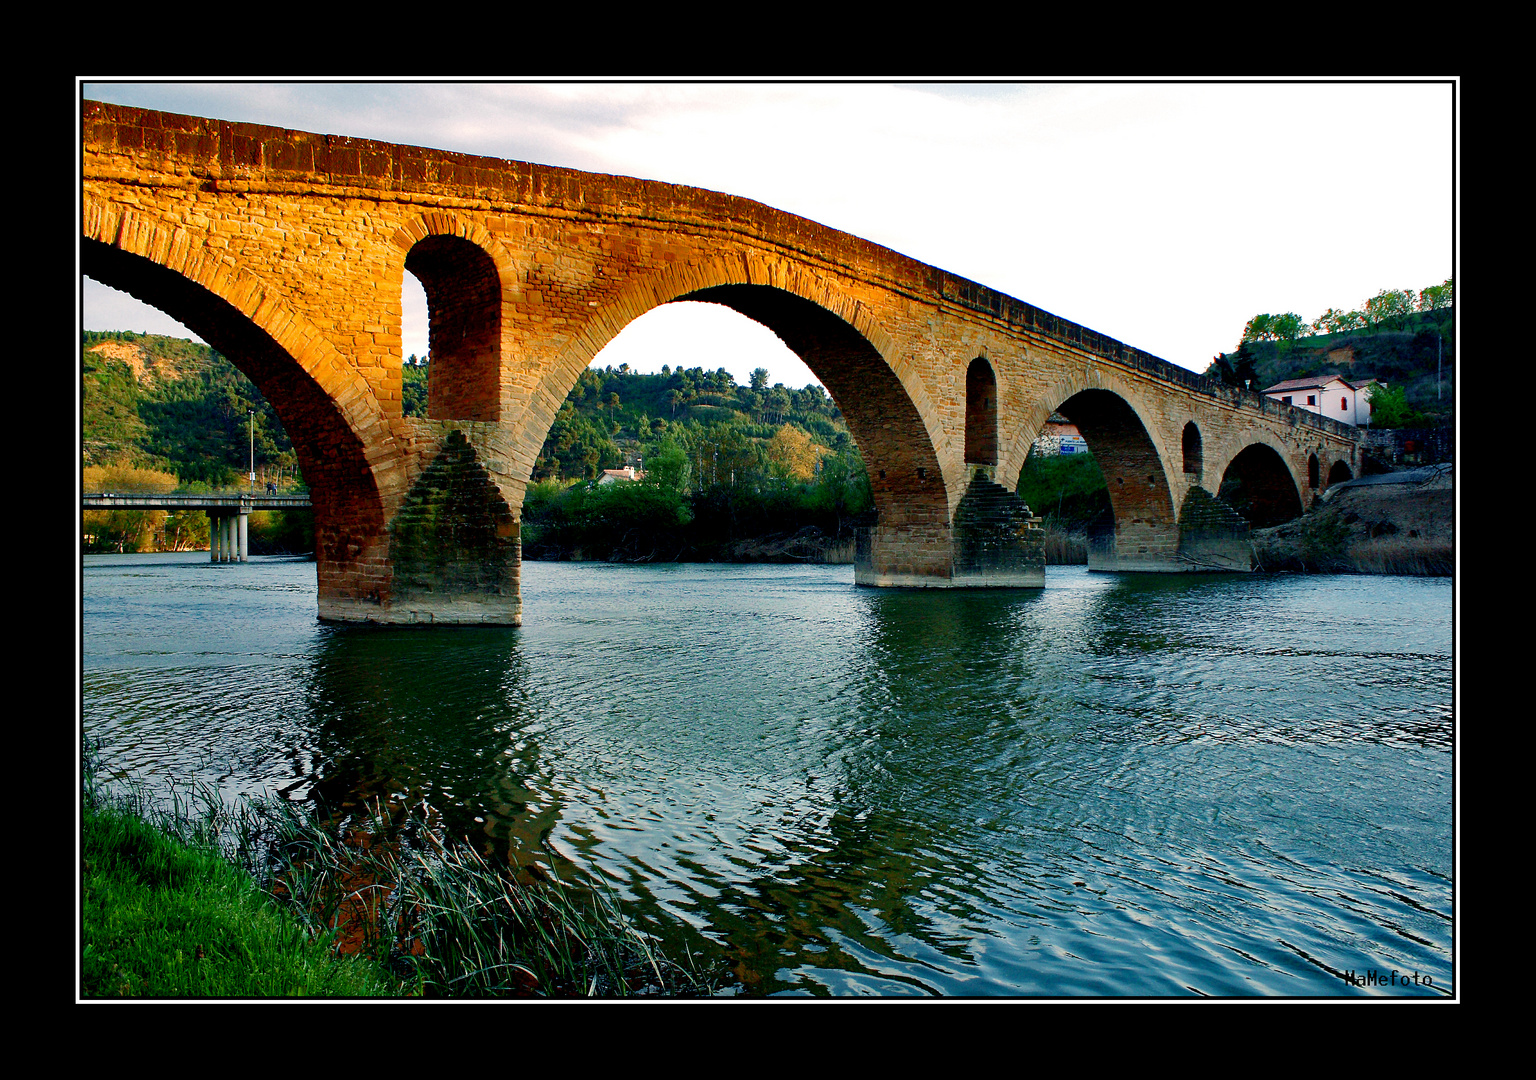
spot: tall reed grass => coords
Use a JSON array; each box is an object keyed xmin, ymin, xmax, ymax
[
  {"xmin": 1043, "ymin": 521, "xmax": 1088, "ymax": 565},
  {"xmin": 1345, "ymin": 538, "xmax": 1453, "ymax": 576},
  {"xmin": 82, "ymin": 743, "xmax": 725, "ymax": 998}
]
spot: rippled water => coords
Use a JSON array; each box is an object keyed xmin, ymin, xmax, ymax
[{"xmin": 81, "ymin": 552, "xmax": 1455, "ymax": 997}]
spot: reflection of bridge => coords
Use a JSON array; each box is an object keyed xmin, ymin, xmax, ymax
[
  {"xmin": 82, "ymin": 492, "xmax": 312, "ymax": 562},
  {"xmin": 83, "ymin": 101, "xmax": 1364, "ymax": 626}
]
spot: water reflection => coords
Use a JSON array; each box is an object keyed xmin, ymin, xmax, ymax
[{"xmin": 82, "ymin": 555, "xmax": 1453, "ymax": 996}]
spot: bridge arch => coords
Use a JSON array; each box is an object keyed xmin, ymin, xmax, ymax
[
  {"xmin": 81, "ymin": 205, "xmax": 401, "ymax": 613},
  {"xmin": 1000, "ymin": 370, "xmax": 1183, "ymax": 570},
  {"xmin": 522, "ymin": 254, "xmax": 950, "ymax": 521},
  {"xmin": 1327, "ymin": 459, "xmax": 1354, "ymax": 486},
  {"xmin": 1215, "ymin": 439, "xmax": 1305, "ymax": 527}
]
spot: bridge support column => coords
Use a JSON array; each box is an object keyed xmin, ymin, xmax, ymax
[
  {"xmin": 950, "ymin": 468, "xmax": 1045, "ymax": 587},
  {"xmin": 206, "ymin": 511, "xmax": 249, "ymax": 563},
  {"xmin": 1085, "ymin": 489, "xmax": 1254, "ymax": 572},
  {"xmin": 854, "ymin": 505, "xmax": 954, "ymax": 587},
  {"xmin": 320, "ymin": 430, "xmax": 523, "ymax": 626},
  {"xmin": 1086, "ymin": 515, "xmax": 1184, "ymax": 571},
  {"xmin": 1174, "ymin": 487, "xmax": 1252, "ymax": 571},
  {"xmin": 855, "ymin": 473, "xmax": 1045, "ymax": 589}
]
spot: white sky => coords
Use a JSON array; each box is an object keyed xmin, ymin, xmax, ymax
[{"xmin": 79, "ymin": 79, "xmax": 1457, "ymax": 390}]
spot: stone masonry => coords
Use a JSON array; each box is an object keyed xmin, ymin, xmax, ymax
[{"xmin": 81, "ymin": 102, "xmax": 1364, "ymax": 624}]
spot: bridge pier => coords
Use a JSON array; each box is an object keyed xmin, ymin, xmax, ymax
[
  {"xmin": 1085, "ymin": 488, "xmax": 1254, "ymax": 572},
  {"xmin": 855, "ymin": 471, "xmax": 1046, "ymax": 588},
  {"xmin": 208, "ymin": 510, "xmax": 249, "ymax": 563}
]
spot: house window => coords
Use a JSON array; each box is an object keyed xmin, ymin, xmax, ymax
[
  {"xmin": 1341, "ymin": 397, "xmax": 1348, "ymax": 411},
  {"xmin": 1282, "ymin": 396, "xmax": 1292, "ymax": 405},
  {"xmin": 1306, "ymin": 395, "xmax": 1316, "ymax": 406}
]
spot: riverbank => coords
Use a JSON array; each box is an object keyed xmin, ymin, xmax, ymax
[
  {"xmin": 1252, "ymin": 464, "xmax": 1453, "ymax": 574},
  {"xmin": 82, "ymin": 780, "xmax": 397, "ymax": 997},
  {"xmin": 81, "ymin": 751, "xmax": 723, "ymax": 999}
]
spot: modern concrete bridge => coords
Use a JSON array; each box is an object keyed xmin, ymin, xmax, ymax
[
  {"xmin": 81, "ymin": 101, "xmax": 1364, "ymax": 625},
  {"xmin": 83, "ymin": 491, "xmax": 311, "ymax": 562}
]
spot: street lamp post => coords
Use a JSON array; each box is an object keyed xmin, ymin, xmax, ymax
[{"xmin": 249, "ymin": 409, "xmax": 255, "ymax": 492}]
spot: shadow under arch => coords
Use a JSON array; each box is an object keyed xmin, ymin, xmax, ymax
[
  {"xmin": 1218, "ymin": 442, "xmax": 1304, "ymax": 527},
  {"xmin": 1051, "ymin": 388, "xmax": 1178, "ymax": 570},
  {"xmin": 82, "ymin": 237, "xmax": 391, "ymax": 610}
]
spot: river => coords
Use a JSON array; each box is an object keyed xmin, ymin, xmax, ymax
[{"xmin": 80, "ymin": 552, "xmax": 1455, "ymax": 997}]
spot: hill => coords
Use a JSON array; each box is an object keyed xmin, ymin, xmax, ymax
[
  {"xmin": 82, "ymin": 331, "xmax": 297, "ymax": 488},
  {"xmin": 1207, "ymin": 307, "xmax": 1455, "ymax": 428}
]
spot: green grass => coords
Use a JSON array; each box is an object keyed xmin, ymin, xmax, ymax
[{"xmin": 81, "ymin": 797, "xmax": 398, "ymax": 998}]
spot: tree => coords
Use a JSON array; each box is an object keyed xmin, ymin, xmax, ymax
[
  {"xmin": 1241, "ymin": 313, "xmax": 1276, "ymax": 343},
  {"xmin": 643, "ymin": 437, "xmax": 691, "ymax": 496},
  {"xmin": 1311, "ymin": 307, "xmax": 1366, "ymax": 335},
  {"xmin": 1365, "ymin": 382, "xmax": 1417, "ymax": 428},
  {"xmin": 766, "ymin": 425, "xmax": 822, "ymax": 482},
  {"xmin": 750, "ymin": 367, "xmax": 770, "ymax": 391},
  {"xmin": 1363, "ymin": 288, "xmax": 1415, "ymax": 327},
  {"xmin": 1210, "ymin": 341, "xmax": 1261, "ymax": 391},
  {"xmin": 1419, "ymin": 278, "xmax": 1453, "ymax": 312},
  {"xmin": 82, "ymin": 461, "xmax": 178, "ymax": 553},
  {"xmin": 1270, "ymin": 312, "xmax": 1307, "ymax": 342}
]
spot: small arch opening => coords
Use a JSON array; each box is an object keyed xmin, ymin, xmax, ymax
[
  {"xmin": 404, "ymin": 235, "xmax": 502, "ymax": 422},
  {"xmin": 965, "ymin": 357, "xmax": 998, "ymax": 466},
  {"xmin": 1308, "ymin": 454, "xmax": 1320, "ymax": 490},
  {"xmin": 1328, "ymin": 460, "xmax": 1353, "ymax": 486},
  {"xmin": 1182, "ymin": 422, "xmax": 1203, "ymax": 479}
]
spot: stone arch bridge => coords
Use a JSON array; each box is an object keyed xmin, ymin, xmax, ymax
[{"xmin": 81, "ymin": 101, "xmax": 1364, "ymax": 625}]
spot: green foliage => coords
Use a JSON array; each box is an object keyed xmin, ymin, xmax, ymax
[
  {"xmin": 81, "ymin": 332, "xmax": 299, "ymax": 489},
  {"xmin": 1242, "ymin": 312, "xmax": 1306, "ymax": 344},
  {"xmin": 1365, "ymin": 381, "xmax": 1433, "ymax": 429},
  {"xmin": 1210, "ymin": 340, "xmax": 1262, "ymax": 390},
  {"xmin": 1015, "ymin": 451, "xmax": 1111, "ymax": 528},
  {"xmin": 1419, "ymin": 278, "xmax": 1453, "ymax": 312},
  {"xmin": 1208, "ymin": 304, "xmax": 1454, "ymax": 425},
  {"xmin": 82, "ymin": 742, "xmax": 719, "ymax": 998},
  {"xmin": 402, "ymin": 360, "xmax": 429, "ymax": 418}
]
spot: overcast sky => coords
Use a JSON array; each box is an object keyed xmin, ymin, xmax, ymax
[{"xmin": 80, "ymin": 79, "xmax": 1457, "ymax": 390}]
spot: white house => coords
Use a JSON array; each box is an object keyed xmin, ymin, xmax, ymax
[
  {"xmin": 1263, "ymin": 375, "xmax": 1381, "ymax": 426},
  {"xmin": 597, "ymin": 465, "xmax": 645, "ymax": 485}
]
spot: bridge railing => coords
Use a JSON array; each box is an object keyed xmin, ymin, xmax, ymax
[{"xmin": 82, "ymin": 492, "xmax": 313, "ymax": 511}]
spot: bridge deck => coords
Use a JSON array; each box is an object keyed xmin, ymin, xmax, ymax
[{"xmin": 82, "ymin": 493, "xmax": 313, "ymax": 512}]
